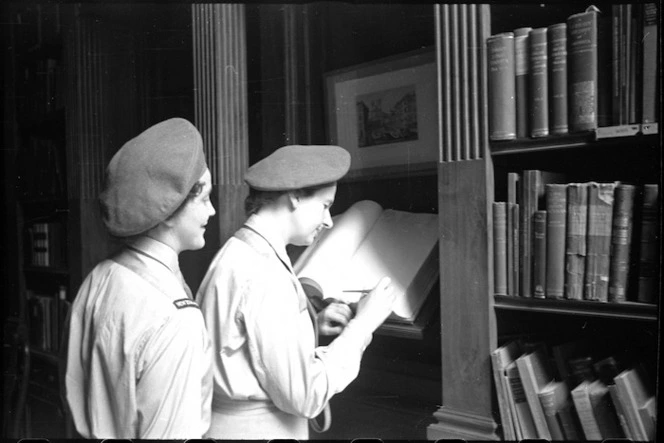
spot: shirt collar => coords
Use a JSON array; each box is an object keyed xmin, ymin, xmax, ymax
[
  {"xmin": 244, "ymin": 213, "xmax": 293, "ymax": 271},
  {"xmin": 127, "ymin": 235, "xmax": 180, "ymax": 275}
]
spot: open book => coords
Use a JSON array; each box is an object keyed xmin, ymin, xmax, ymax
[{"xmin": 294, "ymin": 200, "xmax": 439, "ymax": 325}]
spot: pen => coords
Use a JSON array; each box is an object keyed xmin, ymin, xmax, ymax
[{"xmin": 342, "ymin": 289, "xmax": 371, "ymax": 294}]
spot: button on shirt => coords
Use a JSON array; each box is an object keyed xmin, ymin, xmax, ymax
[
  {"xmin": 196, "ymin": 214, "xmax": 373, "ymax": 435},
  {"xmin": 62, "ymin": 236, "xmax": 213, "ymax": 439}
]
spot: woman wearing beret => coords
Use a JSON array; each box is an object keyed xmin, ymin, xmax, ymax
[
  {"xmin": 196, "ymin": 144, "xmax": 397, "ymax": 439},
  {"xmin": 61, "ymin": 118, "xmax": 216, "ymax": 438}
]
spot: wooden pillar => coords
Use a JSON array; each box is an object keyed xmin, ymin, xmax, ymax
[
  {"xmin": 63, "ymin": 5, "xmax": 134, "ymax": 287},
  {"xmin": 428, "ymin": 4, "xmax": 499, "ymax": 440},
  {"xmin": 191, "ymin": 4, "xmax": 249, "ymax": 285}
]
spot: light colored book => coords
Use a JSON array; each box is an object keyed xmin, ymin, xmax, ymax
[
  {"xmin": 491, "ymin": 341, "xmax": 522, "ymax": 440},
  {"xmin": 294, "ymin": 200, "xmax": 439, "ymax": 324},
  {"xmin": 515, "ymin": 348, "xmax": 553, "ymax": 440},
  {"xmin": 613, "ymin": 368, "xmax": 656, "ymax": 441}
]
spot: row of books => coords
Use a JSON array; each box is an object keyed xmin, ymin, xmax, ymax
[
  {"xmin": 492, "ymin": 338, "xmax": 657, "ymax": 441},
  {"xmin": 492, "ymin": 171, "xmax": 659, "ymax": 304},
  {"xmin": 487, "ymin": 3, "xmax": 659, "ymax": 142},
  {"xmin": 16, "ymin": 136, "xmax": 66, "ymax": 200},
  {"xmin": 27, "ymin": 286, "xmax": 71, "ymax": 353},
  {"xmin": 27, "ymin": 221, "xmax": 67, "ymax": 268}
]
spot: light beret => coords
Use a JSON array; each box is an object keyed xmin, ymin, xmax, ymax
[
  {"xmin": 99, "ymin": 117, "xmax": 207, "ymax": 237},
  {"xmin": 244, "ymin": 145, "xmax": 350, "ymax": 191}
]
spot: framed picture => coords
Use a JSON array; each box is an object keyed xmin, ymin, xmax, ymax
[{"xmin": 325, "ymin": 48, "xmax": 438, "ymax": 178}]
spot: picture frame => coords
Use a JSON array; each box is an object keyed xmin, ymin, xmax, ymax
[{"xmin": 325, "ymin": 48, "xmax": 438, "ymax": 179}]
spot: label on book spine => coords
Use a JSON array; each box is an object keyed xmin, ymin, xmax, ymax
[
  {"xmin": 548, "ymin": 23, "xmax": 568, "ymax": 135},
  {"xmin": 529, "ymin": 28, "xmax": 549, "ymax": 138},
  {"xmin": 488, "ymin": 33, "xmax": 517, "ymax": 141}
]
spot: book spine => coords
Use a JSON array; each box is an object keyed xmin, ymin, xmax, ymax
[
  {"xmin": 584, "ymin": 182, "xmax": 616, "ymax": 301},
  {"xmin": 545, "ymin": 184, "xmax": 567, "ymax": 298},
  {"xmin": 627, "ymin": 6, "xmax": 638, "ymax": 124},
  {"xmin": 641, "ymin": 3, "xmax": 658, "ymax": 123},
  {"xmin": 608, "ymin": 383, "xmax": 635, "ymax": 439},
  {"xmin": 488, "ymin": 33, "xmax": 517, "ymax": 141},
  {"xmin": 589, "ymin": 382, "xmax": 625, "ymax": 438},
  {"xmin": 565, "ymin": 183, "xmax": 589, "ymax": 300},
  {"xmin": 612, "ymin": 5, "xmax": 622, "ymax": 125},
  {"xmin": 519, "ymin": 172, "xmax": 535, "ymax": 297},
  {"xmin": 532, "ymin": 210, "xmax": 547, "ymax": 298},
  {"xmin": 512, "ymin": 204, "xmax": 520, "ymax": 297},
  {"xmin": 528, "ymin": 28, "xmax": 549, "ymax": 138},
  {"xmin": 597, "ymin": 14, "xmax": 613, "ymax": 127},
  {"xmin": 608, "ymin": 184, "xmax": 636, "ymax": 302},
  {"xmin": 637, "ymin": 184, "xmax": 660, "ymax": 303},
  {"xmin": 493, "ymin": 202, "xmax": 508, "ymax": 296},
  {"xmin": 567, "ymin": 9, "xmax": 599, "ymax": 132},
  {"xmin": 507, "ymin": 363, "xmax": 538, "ymax": 439},
  {"xmin": 547, "ymin": 23, "xmax": 568, "ymax": 135},
  {"xmin": 514, "ymin": 27, "xmax": 532, "ymax": 139},
  {"xmin": 537, "ymin": 385, "xmax": 565, "ymax": 441},
  {"xmin": 571, "ymin": 383, "xmax": 604, "ymax": 440},
  {"xmin": 505, "ymin": 203, "xmax": 516, "ymax": 296}
]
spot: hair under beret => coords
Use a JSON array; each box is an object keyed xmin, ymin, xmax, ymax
[
  {"xmin": 99, "ymin": 117, "xmax": 207, "ymax": 237},
  {"xmin": 244, "ymin": 145, "xmax": 351, "ymax": 191}
]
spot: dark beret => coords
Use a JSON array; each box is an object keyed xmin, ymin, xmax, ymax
[
  {"xmin": 244, "ymin": 145, "xmax": 351, "ymax": 191},
  {"xmin": 99, "ymin": 118, "xmax": 207, "ymax": 237}
]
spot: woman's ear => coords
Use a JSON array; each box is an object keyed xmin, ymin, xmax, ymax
[{"xmin": 287, "ymin": 192, "xmax": 300, "ymax": 210}]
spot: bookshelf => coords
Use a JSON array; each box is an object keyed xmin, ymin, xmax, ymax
[{"xmin": 485, "ymin": 3, "xmax": 660, "ymax": 441}]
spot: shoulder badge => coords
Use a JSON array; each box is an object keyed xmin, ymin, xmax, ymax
[{"xmin": 173, "ymin": 298, "xmax": 199, "ymax": 310}]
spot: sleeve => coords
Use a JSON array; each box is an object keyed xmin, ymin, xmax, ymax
[
  {"xmin": 244, "ymin": 269, "xmax": 373, "ymax": 419},
  {"xmin": 135, "ymin": 308, "xmax": 213, "ymax": 439}
]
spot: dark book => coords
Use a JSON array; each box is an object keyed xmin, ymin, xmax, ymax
[
  {"xmin": 506, "ymin": 203, "xmax": 517, "ymax": 296},
  {"xmin": 565, "ymin": 183, "xmax": 589, "ymax": 300},
  {"xmin": 641, "ymin": 3, "xmax": 659, "ymax": 124},
  {"xmin": 520, "ymin": 170, "xmax": 565, "ymax": 298},
  {"xmin": 487, "ymin": 32, "xmax": 517, "ymax": 141},
  {"xmin": 584, "ymin": 182, "xmax": 617, "ymax": 302},
  {"xmin": 636, "ymin": 184, "xmax": 659, "ymax": 304},
  {"xmin": 532, "ymin": 210, "xmax": 547, "ymax": 298},
  {"xmin": 493, "ymin": 202, "xmax": 508, "ymax": 296},
  {"xmin": 627, "ymin": 5, "xmax": 638, "ymax": 124},
  {"xmin": 514, "ymin": 27, "xmax": 532, "ymax": 139},
  {"xmin": 545, "ymin": 184, "xmax": 567, "ymax": 299},
  {"xmin": 597, "ymin": 12, "xmax": 613, "ymax": 127},
  {"xmin": 589, "ymin": 379, "xmax": 625, "ymax": 439},
  {"xmin": 547, "ymin": 23, "xmax": 568, "ymax": 135},
  {"xmin": 608, "ymin": 184, "xmax": 636, "ymax": 302},
  {"xmin": 511, "ymin": 204, "xmax": 520, "ymax": 297},
  {"xmin": 567, "ymin": 6, "xmax": 600, "ymax": 132},
  {"xmin": 528, "ymin": 28, "xmax": 548, "ymax": 138},
  {"xmin": 611, "ymin": 5, "xmax": 623, "ymax": 125}
]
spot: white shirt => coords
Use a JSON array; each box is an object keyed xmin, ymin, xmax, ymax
[
  {"xmin": 196, "ymin": 214, "xmax": 373, "ymax": 438},
  {"xmin": 62, "ymin": 236, "xmax": 213, "ymax": 438}
]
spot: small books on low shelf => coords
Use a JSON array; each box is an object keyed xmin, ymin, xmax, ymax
[{"xmin": 294, "ymin": 200, "xmax": 439, "ymax": 337}]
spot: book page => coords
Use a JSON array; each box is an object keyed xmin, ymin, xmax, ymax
[
  {"xmin": 295, "ymin": 200, "xmax": 383, "ymax": 303},
  {"xmin": 342, "ymin": 209, "xmax": 439, "ymax": 320}
]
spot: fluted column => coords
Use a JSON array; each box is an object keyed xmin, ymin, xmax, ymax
[
  {"xmin": 429, "ymin": 4, "xmax": 498, "ymax": 440},
  {"xmin": 192, "ymin": 4, "xmax": 249, "ymax": 247}
]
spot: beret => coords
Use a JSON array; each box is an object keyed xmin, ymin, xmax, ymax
[
  {"xmin": 99, "ymin": 117, "xmax": 207, "ymax": 237},
  {"xmin": 244, "ymin": 145, "xmax": 351, "ymax": 191}
]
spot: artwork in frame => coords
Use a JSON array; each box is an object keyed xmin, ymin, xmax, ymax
[{"xmin": 325, "ymin": 48, "xmax": 438, "ymax": 178}]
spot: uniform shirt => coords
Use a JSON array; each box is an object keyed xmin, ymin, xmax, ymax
[
  {"xmin": 196, "ymin": 214, "xmax": 373, "ymax": 424},
  {"xmin": 62, "ymin": 236, "xmax": 213, "ymax": 439}
]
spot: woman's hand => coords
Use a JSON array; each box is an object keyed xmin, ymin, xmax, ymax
[
  {"xmin": 317, "ymin": 302, "xmax": 354, "ymax": 336},
  {"xmin": 353, "ymin": 276, "xmax": 396, "ymax": 333}
]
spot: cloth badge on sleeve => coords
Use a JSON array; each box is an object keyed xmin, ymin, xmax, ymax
[{"xmin": 173, "ymin": 298, "xmax": 200, "ymax": 310}]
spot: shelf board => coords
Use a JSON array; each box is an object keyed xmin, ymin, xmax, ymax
[
  {"xmin": 494, "ymin": 295, "xmax": 658, "ymax": 321},
  {"xmin": 490, "ymin": 127, "xmax": 659, "ymax": 156}
]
